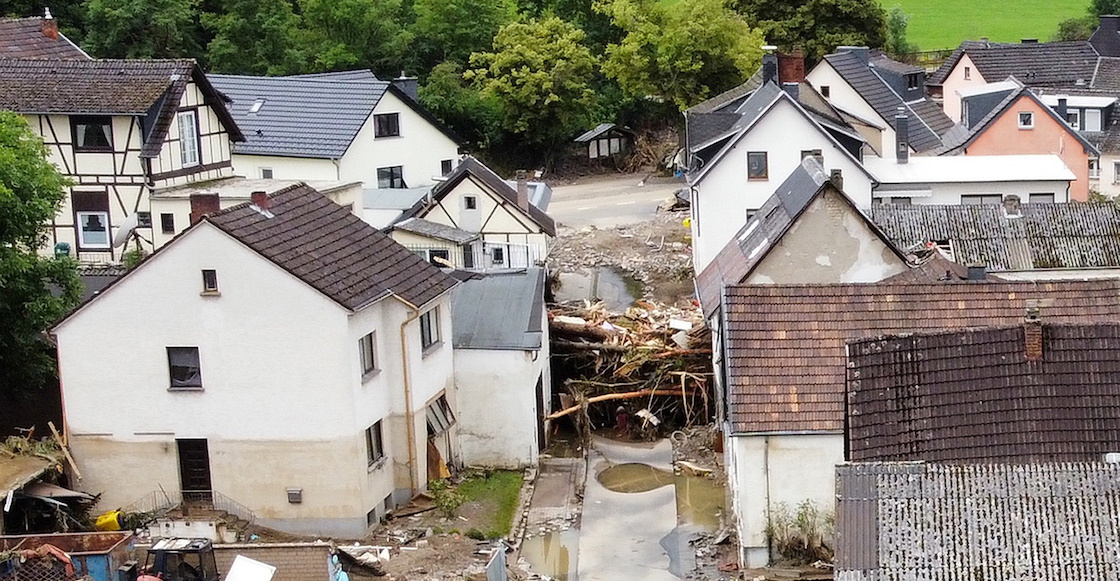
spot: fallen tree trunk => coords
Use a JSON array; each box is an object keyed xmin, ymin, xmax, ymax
[
  {"xmin": 550, "ymin": 319, "xmax": 614, "ymax": 342},
  {"xmin": 545, "ymin": 388, "xmax": 702, "ymax": 420},
  {"xmin": 552, "ymin": 339, "xmax": 628, "ymax": 352}
]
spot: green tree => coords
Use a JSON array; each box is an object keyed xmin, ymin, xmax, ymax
[
  {"xmin": 299, "ymin": 0, "xmax": 414, "ymax": 77},
  {"xmin": 734, "ymin": 0, "xmax": 887, "ymax": 61},
  {"xmin": 597, "ymin": 0, "xmax": 764, "ymax": 110},
  {"xmin": 1091, "ymin": 0, "xmax": 1120, "ymax": 16},
  {"xmin": 419, "ymin": 61, "xmax": 503, "ymax": 148},
  {"xmin": 0, "ymin": 112, "xmax": 81, "ymax": 401},
  {"xmin": 885, "ymin": 6, "xmax": 916, "ymax": 56},
  {"xmin": 466, "ymin": 17, "xmax": 598, "ymax": 159},
  {"xmin": 84, "ymin": 0, "xmax": 202, "ymax": 59},
  {"xmin": 519, "ymin": 0, "xmax": 623, "ymax": 52},
  {"xmin": 411, "ymin": 0, "xmax": 517, "ymax": 69},
  {"xmin": 202, "ymin": 0, "xmax": 303, "ymax": 75},
  {"xmin": 1055, "ymin": 15, "xmax": 1097, "ymax": 41}
]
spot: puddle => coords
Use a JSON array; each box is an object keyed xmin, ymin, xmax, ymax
[
  {"xmin": 553, "ymin": 267, "xmax": 641, "ymax": 311},
  {"xmin": 520, "ymin": 529, "xmax": 579, "ymax": 580},
  {"xmin": 597, "ymin": 463, "xmax": 725, "ymax": 528},
  {"xmin": 597, "ymin": 462, "xmax": 675, "ymax": 492},
  {"xmin": 544, "ymin": 434, "xmax": 585, "ymax": 458}
]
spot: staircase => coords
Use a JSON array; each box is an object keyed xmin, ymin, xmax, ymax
[{"xmin": 123, "ymin": 490, "xmax": 255, "ymax": 543}]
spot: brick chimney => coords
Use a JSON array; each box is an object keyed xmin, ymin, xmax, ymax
[
  {"xmin": 515, "ymin": 170, "xmax": 529, "ymax": 211},
  {"xmin": 778, "ymin": 49, "xmax": 805, "ymax": 84},
  {"xmin": 41, "ymin": 7, "xmax": 58, "ymax": 40},
  {"xmin": 250, "ymin": 190, "xmax": 270, "ymax": 210},
  {"xmin": 895, "ymin": 107, "xmax": 910, "ymax": 164},
  {"xmin": 1023, "ymin": 306, "xmax": 1043, "ymax": 361},
  {"xmin": 189, "ymin": 193, "xmax": 220, "ymax": 225}
]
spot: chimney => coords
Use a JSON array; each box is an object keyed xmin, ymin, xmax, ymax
[
  {"xmin": 189, "ymin": 193, "xmax": 220, "ymax": 225},
  {"xmin": 761, "ymin": 45, "xmax": 778, "ymax": 85},
  {"xmin": 1002, "ymin": 194, "xmax": 1021, "ymax": 217},
  {"xmin": 829, "ymin": 169, "xmax": 843, "ymax": 191},
  {"xmin": 781, "ymin": 82, "xmax": 800, "ymax": 101},
  {"xmin": 777, "ymin": 49, "xmax": 805, "ymax": 83},
  {"xmin": 515, "ymin": 170, "xmax": 529, "ymax": 210},
  {"xmin": 41, "ymin": 7, "xmax": 58, "ymax": 40},
  {"xmin": 980, "ymin": 36, "xmax": 990, "ymax": 48},
  {"xmin": 250, "ymin": 190, "xmax": 270, "ymax": 210},
  {"xmin": 895, "ymin": 107, "xmax": 910, "ymax": 164},
  {"xmin": 1021, "ymin": 38, "xmax": 1039, "ymax": 44},
  {"xmin": 1023, "ymin": 306, "xmax": 1043, "ymax": 362},
  {"xmin": 837, "ymin": 46, "xmax": 870, "ymax": 64},
  {"xmin": 1056, "ymin": 96, "xmax": 1068, "ymax": 123},
  {"xmin": 966, "ymin": 264, "xmax": 987, "ymax": 280},
  {"xmin": 391, "ymin": 72, "xmax": 419, "ymax": 102}
]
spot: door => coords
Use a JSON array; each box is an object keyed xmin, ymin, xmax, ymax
[{"xmin": 177, "ymin": 439, "xmax": 213, "ymax": 503}]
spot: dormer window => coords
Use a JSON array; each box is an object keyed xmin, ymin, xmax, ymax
[
  {"xmin": 71, "ymin": 116, "xmax": 112, "ymax": 151},
  {"xmin": 1018, "ymin": 112, "xmax": 1034, "ymax": 129},
  {"xmin": 906, "ymin": 73, "xmax": 920, "ymax": 89}
]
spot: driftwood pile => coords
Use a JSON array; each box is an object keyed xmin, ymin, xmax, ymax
[{"xmin": 548, "ymin": 300, "xmax": 712, "ymax": 440}]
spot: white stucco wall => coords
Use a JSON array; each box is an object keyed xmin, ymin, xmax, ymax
[
  {"xmin": 690, "ymin": 101, "xmax": 873, "ymax": 273},
  {"xmin": 873, "ymin": 179, "xmax": 1072, "ymax": 205},
  {"xmin": 807, "ymin": 62, "xmax": 899, "ymax": 160},
  {"xmin": 940, "ymin": 54, "xmax": 987, "ymax": 123},
  {"xmin": 454, "ymin": 348, "xmax": 547, "ymax": 468},
  {"xmin": 1097, "ymin": 152, "xmax": 1120, "ymax": 197},
  {"xmin": 231, "ymin": 154, "xmax": 339, "ymax": 182},
  {"xmin": 727, "ymin": 433, "xmax": 845, "ymax": 568}
]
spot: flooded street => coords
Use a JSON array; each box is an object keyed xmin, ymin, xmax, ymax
[{"xmin": 553, "ymin": 267, "xmax": 642, "ymax": 311}]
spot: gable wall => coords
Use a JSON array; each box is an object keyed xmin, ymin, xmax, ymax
[
  {"xmin": 807, "ymin": 62, "xmax": 899, "ymax": 159},
  {"xmin": 421, "ymin": 176, "xmax": 549, "ymax": 266},
  {"xmin": 941, "ymin": 54, "xmax": 987, "ymax": 122},
  {"xmin": 965, "ymin": 96, "xmax": 1091, "ymax": 201},
  {"xmin": 691, "ymin": 101, "xmax": 873, "ymax": 272},
  {"xmin": 149, "ymin": 81, "xmax": 235, "ymax": 188},
  {"xmin": 231, "ymin": 154, "xmax": 339, "ymax": 181}
]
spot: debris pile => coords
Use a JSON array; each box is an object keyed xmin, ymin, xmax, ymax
[{"xmin": 548, "ymin": 300, "xmax": 712, "ymax": 440}]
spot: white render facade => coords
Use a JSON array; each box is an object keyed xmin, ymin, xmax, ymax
[{"xmin": 54, "ymin": 221, "xmax": 458, "ymax": 538}]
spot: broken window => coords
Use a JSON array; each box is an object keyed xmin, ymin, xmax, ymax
[
  {"xmin": 426, "ymin": 395, "xmax": 455, "ymax": 435},
  {"xmin": 167, "ymin": 347, "xmax": 202, "ymax": 389},
  {"xmin": 366, "ymin": 420, "xmax": 384, "ymax": 466}
]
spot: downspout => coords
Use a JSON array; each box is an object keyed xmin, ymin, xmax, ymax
[
  {"xmin": 399, "ymin": 305, "xmax": 422, "ymax": 495},
  {"xmin": 332, "ymin": 158, "xmax": 341, "ymax": 181},
  {"xmin": 764, "ymin": 435, "xmax": 772, "ymax": 562}
]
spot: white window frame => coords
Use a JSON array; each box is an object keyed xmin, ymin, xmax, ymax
[
  {"xmin": 359, "ymin": 331, "xmax": 378, "ymax": 377},
  {"xmin": 178, "ymin": 110, "xmax": 200, "ymax": 167},
  {"xmin": 1066, "ymin": 110, "xmax": 1080, "ymax": 129},
  {"xmin": 1028, "ymin": 193, "xmax": 1055, "ymax": 204},
  {"xmin": 1017, "ymin": 111, "xmax": 1034, "ymax": 129},
  {"xmin": 1090, "ymin": 158, "xmax": 1101, "ymax": 180},
  {"xmin": 1113, "ymin": 161, "xmax": 1120, "ymax": 185},
  {"xmin": 420, "ymin": 307, "xmax": 440, "ymax": 350},
  {"xmin": 201, "ymin": 269, "xmax": 219, "ymax": 294},
  {"xmin": 374, "ymin": 112, "xmax": 401, "ymax": 138},
  {"xmin": 76, "ymin": 211, "xmax": 111, "ymax": 249}
]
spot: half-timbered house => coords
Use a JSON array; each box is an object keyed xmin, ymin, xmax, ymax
[{"xmin": 0, "ymin": 59, "xmax": 243, "ymax": 262}]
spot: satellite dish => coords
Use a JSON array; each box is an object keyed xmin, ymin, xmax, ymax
[{"xmin": 112, "ymin": 213, "xmax": 139, "ymax": 248}]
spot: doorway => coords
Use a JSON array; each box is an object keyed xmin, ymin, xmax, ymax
[{"xmin": 177, "ymin": 439, "xmax": 213, "ymax": 504}]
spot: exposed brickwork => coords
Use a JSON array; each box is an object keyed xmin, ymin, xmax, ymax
[{"xmin": 213, "ymin": 543, "xmax": 331, "ymax": 581}]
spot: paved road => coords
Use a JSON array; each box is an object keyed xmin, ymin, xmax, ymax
[{"xmin": 550, "ymin": 173, "xmax": 684, "ymax": 229}]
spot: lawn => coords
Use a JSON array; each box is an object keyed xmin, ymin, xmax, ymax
[
  {"xmin": 882, "ymin": 0, "xmax": 1091, "ymax": 50},
  {"xmin": 455, "ymin": 470, "xmax": 524, "ymax": 539}
]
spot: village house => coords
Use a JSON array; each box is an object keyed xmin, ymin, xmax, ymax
[
  {"xmin": 208, "ymin": 71, "xmax": 462, "ymax": 189},
  {"xmin": 450, "ymin": 268, "xmax": 551, "ymax": 468},
  {"xmin": 863, "ymin": 152, "xmax": 1075, "ymax": 205},
  {"xmin": 0, "ymin": 58, "xmax": 244, "ymax": 263},
  {"xmin": 0, "ymin": 12, "xmax": 89, "ymax": 59},
  {"xmin": 52, "ymin": 184, "xmax": 461, "ymax": 537}
]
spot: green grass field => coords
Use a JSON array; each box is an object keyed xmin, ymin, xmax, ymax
[{"xmin": 883, "ymin": 0, "xmax": 1091, "ymax": 50}]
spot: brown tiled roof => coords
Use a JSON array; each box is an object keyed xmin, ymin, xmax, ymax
[
  {"xmin": 878, "ymin": 253, "xmax": 975, "ymax": 283},
  {"xmin": 208, "ymin": 184, "xmax": 458, "ymax": 310},
  {"xmin": 0, "ymin": 17, "xmax": 88, "ymax": 59},
  {"xmin": 847, "ymin": 323, "xmax": 1120, "ymax": 463},
  {"xmin": 723, "ymin": 279, "xmax": 1120, "ymax": 434}
]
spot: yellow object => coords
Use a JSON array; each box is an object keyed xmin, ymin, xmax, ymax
[
  {"xmin": 95, "ymin": 509, "xmax": 122, "ymax": 531},
  {"xmin": 682, "ymin": 217, "xmax": 691, "ymax": 228}
]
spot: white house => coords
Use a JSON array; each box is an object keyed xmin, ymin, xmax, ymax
[
  {"xmin": 208, "ymin": 71, "xmax": 462, "ymax": 189},
  {"xmin": 52, "ymin": 184, "xmax": 461, "ymax": 538},
  {"xmin": 0, "ymin": 58, "xmax": 244, "ymax": 263},
  {"xmin": 687, "ymin": 82, "xmax": 875, "ymax": 273},
  {"xmin": 864, "ymin": 154, "xmax": 1075, "ymax": 205},
  {"xmin": 451, "ymin": 268, "xmax": 551, "ymax": 468},
  {"xmin": 391, "ymin": 157, "xmax": 556, "ymax": 269}
]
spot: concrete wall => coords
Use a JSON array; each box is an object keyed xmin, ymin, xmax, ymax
[
  {"xmin": 807, "ymin": 62, "xmax": 899, "ymax": 160},
  {"xmin": 745, "ymin": 190, "xmax": 908, "ymax": 284},
  {"xmin": 691, "ymin": 99, "xmax": 873, "ymax": 272},
  {"xmin": 940, "ymin": 54, "xmax": 987, "ymax": 122},
  {"xmin": 728, "ymin": 433, "xmax": 845, "ymax": 568},
  {"xmin": 963, "ymin": 95, "xmax": 1092, "ymax": 201},
  {"xmin": 455, "ymin": 347, "xmax": 548, "ymax": 468},
  {"xmin": 873, "ymin": 179, "xmax": 1072, "ymax": 205}
]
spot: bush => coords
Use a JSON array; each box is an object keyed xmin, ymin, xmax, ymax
[
  {"xmin": 765, "ymin": 500, "xmax": 834, "ymax": 564},
  {"xmin": 428, "ymin": 479, "xmax": 465, "ymax": 518}
]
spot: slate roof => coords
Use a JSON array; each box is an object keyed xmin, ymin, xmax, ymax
[
  {"xmin": 207, "ymin": 183, "xmax": 458, "ymax": 310},
  {"xmin": 929, "ymin": 41, "xmax": 1100, "ymax": 87},
  {"xmin": 869, "ymin": 203, "xmax": 1120, "ymax": 271},
  {"xmin": 406, "ymin": 157, "xmax": 556, "ymax": 236},
  {"xmin": 822, "ymin": 51, "xmax": 950, "ymax": 152},
  {"xmin": 0, "ymin": 58, "xmax": 243, "ymax": 158},
  {"xmin": 451, "ymin": 268, "xmax": 545, "ymax": 350},
  {"xmin": 847, "ymin": 323, "xmax": 1120, "ymax": 463},
  {"xmin": 393, "ymin": 217, "xmax": 478, "ymax": 244},
  {"xmin": 723, "ymin": 279, "xmax": 1120, "ymax": 434},
  {"xmin": 0, "ymin": 17, "xmax": 89, "ymax": 59}
]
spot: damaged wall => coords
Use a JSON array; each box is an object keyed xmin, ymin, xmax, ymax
[{"xmin": 455, "ymin": 349, "xmax": 546, "ymax": 468}]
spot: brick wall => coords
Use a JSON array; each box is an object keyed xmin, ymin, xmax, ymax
[{"xmin": 214, "ymin": 543, "xmax": 332, "ymax": 581}]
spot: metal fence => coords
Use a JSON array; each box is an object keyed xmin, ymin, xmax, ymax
[{"xmin": 122, "ymin": 489, "xmax": 255, "ymax": 525}]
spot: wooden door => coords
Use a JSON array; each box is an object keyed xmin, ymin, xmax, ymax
[{"xmin": 177, "ymin": 439, "xmax": 213, "ymax": 503}]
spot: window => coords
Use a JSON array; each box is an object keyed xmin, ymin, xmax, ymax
[
  {"xmin": 72, "ymin": 192, "xmax": 111, "ymax": 250},
  {"xmin": 964, "ymin": 66, "xmax": 971, "ymax": 80},
  {"xmin": 201, "ymin": 269, "xmax": 218, "ymax": 294},
  {"xmin": 961, "ymin": 194, "xmax": 1003, "ymax": 205},
  {"xmin": 178, "ymin": 110, "xmax": 200, "ymax": 167},
  {"xmin": 365, "ymin": 420, "xmax": 385, "ymax": 466},
  {"xmin": 441, "ymin": 159, "xmax": 454, "ymax": 175},
  {"xmin": 1090, "ymin": 158, "xmax": 1101, "ymax": 179},
  {"xmin": 907, "ymin": 73, "xmax": 920, "ymax": 89},
  {"xmin": 1018, "ymin": 111, "xmax": 1034, "ymax": 129},
  {"xmin": 420, "ymin": 307, "xmax": 440, "ymax": 350},
  {"xmin": 491, "ymin": 246, "xmax": 505, "ymax": 264},
  {"xmin": 359, "ymin": 331, "xmax": 378, "ymax": 376},
  {"xmin": 889, "ymin": 197, "xmax": 913, "ymax": 205},
  {"xmin": 374, "ymin": 113, "xmax": 400, "ymax": 138},
  {"xmin": 800, "ymin": 149, "xmax": 822, "ymax": 160},
  {"xmin": 1113, "ymin": 161, "xmax": 1120, "ymax": 184},
  {"xmin": 428, "ymin": 249, "xmax": 450, "ymax": 266},
  {"xmin": 366, "ymin": 508, "xmax": 378, "ymax": 528},
  {"xmin": 1066, "ymin": 110, "xmax": 1080, "ymax": 129},
  {"xmin": 249, "ymin": 99, "xmax": 265, "ymax": 114},
  {"xmin": 1029, "ymin": 193, "xmax": 1055, "ymax": 204},
  {"xmin": 377, "ymin": 166, "xmax": 406, "ymax": 189},
  {"xmin": 426, "ymin": 395, "xmax": 455, "ymax": 435},
  {"xmin": 161, "ymin": 213, "xmax": 175, "ymax": 234},
  {"xmin": 260, "ymin": 168, "xmax": 273, "ymax": 179},
  {"xmin": 136, "ymin": 212, "xmax": 152, "ymax": 228},
  {"xmin": 71, "ymin": 116, "xmax": 112, "ymax": 151},
  {"xmin": 747, "ymin": 152, "xmax": 768, "ymax": 179},
  {"xmin": 464, "ymin": 195, "xmax": 477, "ymax": 210},
  {"xmin": 821, "ymin": 86, "xmax": 830, "ymax": 97},
  {"xmin": 167, "ymin": 347, "xmax": 202, "ymax": 389}
]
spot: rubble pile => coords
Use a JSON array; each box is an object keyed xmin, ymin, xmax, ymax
[{"xmin": 548, "ymin": 299, "xmax": 712, "ymax": 440}]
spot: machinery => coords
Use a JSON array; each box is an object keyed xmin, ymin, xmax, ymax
[{"xmin": 134, "ymin": 539, "xmax": 220, "ymax": 581}]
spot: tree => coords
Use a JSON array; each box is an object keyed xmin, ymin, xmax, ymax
[
  {"xmin": 299, "ymin": 0, "xmax": 414, "ymax": 77},
  {"xmin": 466, "ymin": 17, "xmax": 598, "ymax": 160},
  {"xmin": 202, "ymin": 0, "xmax": 303, "ymax": 75},
  {"xmin": 1091, "ymin": 0, "xmax": 1120, "ymax": 16},
  {"xmin": 1055, "ymin": 15, "xmax": 1097, "ymax": 41},
  {"xmin": 3, "ymin": 1, "xmax": 88, "ymax": 45},
  {"xmin": 733, "ymin": 0, "xmax": 888, "ymax": 61},
  {"xmin": 84, "ymin": 0, "xmax": 202, "ymax": 59},
  {"xmin": 419, "ymin": 61, "xmax": 503, "ymax": 148},
  {"xmin": 411, "ymin": 0, "xmax": 517, "ymax": 70},
  {"xmin": 885, "ymin": 6, "xmax": 916, "ymax": 56},
  {"xmin": 597, "ymin": 0, "xmax": 764, "ymax": 110},
  {"xmin": 0, "ymin": 112, "xmax": 81, "ymax": 401}
]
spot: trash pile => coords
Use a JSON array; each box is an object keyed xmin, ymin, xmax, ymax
[{"xmin": 548, "ymin": 300, "xmax": 712, "ymax": 440}]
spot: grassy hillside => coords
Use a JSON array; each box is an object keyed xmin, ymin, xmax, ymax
[{"xmin": 883, "ymin": 0, "xmax": 1091, "ymax": 50}]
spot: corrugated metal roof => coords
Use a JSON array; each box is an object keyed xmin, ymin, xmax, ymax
[
  {"xmin": 209, "ymin": 71, "xmax": 386, "ymax": 159},
  {"xmin": 451, "ymin": 268, "xmax": 545, "ymax": 350}
]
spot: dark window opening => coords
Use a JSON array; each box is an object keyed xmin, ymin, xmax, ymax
[
  {"xmin": 71, "ymin": 116, "xmax": 112, "ymax": 151},
  {"xmin": 374, "ymin": 113, "xmax": 400, "ymax": 137},
  {"xmin": 359, "ymin": 331, "xmax": 377, "ymax": 375},
  {"xmin": 366, "ymin": 420, "xmax": 384, "ymax": 465},
  {"xmin": 201, "ymin": 269, "xmax": 218, "ymax": 293},
  {"xmin": 747, "ymin": 151, "xmax": 768, "ymax": 179},
  {"xmin": 491, "ymin": 246, "xmax": 505, "ymax": 264},
  {"xmin": 441, "ymin": 159, "xmax": 453, "ymax": 175},
  {"xmin": 428, "ymin": 249, "xmax": 451, "ymax": 266},
  {"xmin": 167, "ymin": 347, "xmax": 202, "ymax": 389},
  {"xmin": 420, "ymin": 308, "xmax": 440, "ymax": 349},
  {"xmin": 464, "ymin": 196, "xmax": 477, "ymax": 210},
  {"xmin": 161, "ymin": 213, "xmax": 176, "ymax": 234},
  {"xmin": 377, "ymin": 166, "xmax": 406, "ymax": 189}
]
